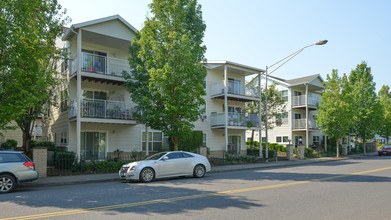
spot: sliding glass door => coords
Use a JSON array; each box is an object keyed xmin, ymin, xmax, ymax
[{"xmin": 81, "ymin": 132, "xmax": 106, "ymax": 161}]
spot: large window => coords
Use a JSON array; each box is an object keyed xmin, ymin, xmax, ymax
[
  {"xmin": 276, "ymin": 136, "xmax": 282, "ymax": 143},
  {"xmin": 281, "ymin": 90, "xmax": 288, "ymax": 101},
  {"xmin": 228, "ymin": 135, "xmax": 241, "ymax": 154},
  {"xmin": 82, "ymin": 90, "xmax": 107, "ymax": 100},
  {"xmin": 142, "ymin": 131, "xmax": 163, "ymax": 152},
  {"xmin": 81, "ymin": 132, "xmax": 106, "ymax": 161}
]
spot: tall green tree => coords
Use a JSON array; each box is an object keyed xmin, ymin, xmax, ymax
[
  {"xmin": 0, "ymin": 0, "xmax": 68, "ymax": 153},
  {"xmin": 377, "ymin": 85, "xmax": 391, "ymax": 144},
  {"xmin": 317, "ymin": 70, "xmax": 352, "ymax": 157},
  {"xmin": 246, "ymin": 78, "xmax": 287, "ymax": 149},
  {"xmin": 124, "ymin": 0, "xmax": 207, "ymax": 151},
  {"xmin": 348, "ymin": 61, "xmax": 382, "ymax": 154}
]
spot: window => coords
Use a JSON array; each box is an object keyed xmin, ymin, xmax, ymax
[
  {"xmin": 294, "ymin": 91, "xmax": 302, "ymax": 96},
  {"xmin": 281, "ymin": 90, "xmax": 288, "ymax": 101},
  {"xmin": 167, "ymin": 152, "xmax": 183, "ymax": 160},
  {"xmin": 60, "ymin": 132, "xmax": 68, "ymax": 144},
  {"xmin": 82, "ymin": 90, "xmax": 107, "ymax": 100},
  {"xmin": 276, "ymin": 136, "xmax": 282, "ymax": 142},
  {"xmin": 203, "ymin": 133, "xmax": 207, "ymax": 146},
  {"xmin": 228, "ymin": 78, "xmax": 241, "ymax": 94},
  {"xmin": 142, "ymin": 131, "xmax": 163, "ymax": 152},
  {"xmin": 261, "ymin": 137, "xmax": 266, "ymax": 142},
  {"xmin": 283, "ymin": 136, "xmax": 289, "ymax": 142},
  {"xmin": 81, "ymin": 132, "xmax": 106, "ymax": 161}
]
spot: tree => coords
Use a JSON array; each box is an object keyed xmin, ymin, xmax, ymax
[
  {"xmin": 0, "ymin": 0, "xmax": 68, "ymax": 153},
  {"xmin": 348, "ymin": 61, "xmax": 382, "ymax": 154},
  {"xmin": 124, "ymin": 0, "xmax": 207, "ymax": 151},
  {"xmin": 377, "ymin": 85, "xmax": 391, "ymax": 144},
  {"xmin": 317, "ymin": 70, "xmax": 352, "ymax": 157},
  {"xmin": 246, "ymin": 78, "xmax": 287, "ymax": 150}
]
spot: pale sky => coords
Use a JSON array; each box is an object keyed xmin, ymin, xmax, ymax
[{"xmin": 58, "ymin": 0, "xmax": 391, "ymax": 91}]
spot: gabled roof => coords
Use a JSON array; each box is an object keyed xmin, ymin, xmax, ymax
[
  {"xmin": 62, "ymin": 14, "xmax": 138, "ymax": 40},
  {"xmin": 285, "ymin": 74, "xmax": 321, "ymax": 85}
]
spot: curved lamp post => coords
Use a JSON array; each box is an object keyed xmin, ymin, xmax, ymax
[{"xmin": 264, "ymin": 40, "xmax": 327, "ymax": 162}]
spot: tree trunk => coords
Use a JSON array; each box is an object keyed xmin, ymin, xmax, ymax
[
  {"xmin": 363, "ymin": 139, "xmax": 366, "ymax": 155},
  {"xmin": 172, "ymin": 136, "xmax": 179, "ymax": 151},
  {"xmin": 20, "ymin": 119, "xmax": 33, "ymax": 155},
  {"xmin": 336, "ymin": 137, "xmax": 339, "ymax": 158}
]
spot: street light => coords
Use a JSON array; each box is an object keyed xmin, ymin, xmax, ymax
[{"xmin": 263, "ymin": 40, "xmax": 327, "ymax": 162}]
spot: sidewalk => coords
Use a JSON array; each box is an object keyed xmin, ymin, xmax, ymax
[{"xmin": 24, "ymin": 152, "xmax": 378, "ymax": 188}]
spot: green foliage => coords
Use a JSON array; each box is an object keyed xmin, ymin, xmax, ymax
[
  {"xmin": 124, "ymin": 0, "xmax": 207, "ymax": 151},
  {"xmin": 246, "ymin": 140, "xmax": 260, "ymax": 147},
  {"xmin": 55, "ymin": 151, "xmax": 76, "ymax": 169},
  {"xmin": 0, "ymin": 139, "xmax": 18, "ymax": 150},
  {"xmin": 72, "ymin": 160, "xmax": 126, "ymax": 174},
  {"xmin": 348, "ymin": 62, "xmax": 383, "ymax": 154},
  {"xmin": 30, "ymin": 141, "xmax": 57, "ymax": 151},
  {"xmin": 0, "ymin": 0, "xmax": 69, "ymax": 152},
  {"xmin": 178, "ymin": 130, "xmax": 203, "ymax": 152},
  {"xmin": 317, "ymin": 69, "xmax": 352, "ymax": 157},
  {"xmin": 377, "ymin": 85, "xmax": 391, "ymax": 144}
]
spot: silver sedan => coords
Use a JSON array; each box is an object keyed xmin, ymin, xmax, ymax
[{"xmin": 119, "ymin": 151, "xmax": 211, "ymax": 182}]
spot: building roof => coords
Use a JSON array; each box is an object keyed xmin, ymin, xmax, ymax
[
  {"xmin": 285, "ymin": 74, "xmax": 321, "ymax": 85},
  {"xmin": 62, "ymin": 14, "xmax": 138, "ymax": 40}
]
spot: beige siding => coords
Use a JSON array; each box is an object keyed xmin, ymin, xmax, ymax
[{"xmin": 83, "ymin": 20, "xmax": 136, "ymax": 41}]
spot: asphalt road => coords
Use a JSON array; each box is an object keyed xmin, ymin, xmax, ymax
[{"xmin": 1, "ymin": 156, "xmax": 390, "ymax": 220}]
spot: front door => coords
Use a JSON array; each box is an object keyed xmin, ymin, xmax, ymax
[
  {"xmin": 295, "ymin": 136, "xmax": 303, "ymax": 146},
  {"xmin": 228, "ymin": 135, "xmax": 241, "ymax": 155}
]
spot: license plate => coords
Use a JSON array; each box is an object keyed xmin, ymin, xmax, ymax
[{"xmin": 384, "ymin": 152, "xmax": 387, "ymax": 155}]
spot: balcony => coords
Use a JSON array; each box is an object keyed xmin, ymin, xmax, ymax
[
  {"xmin": 292, "ymin": 119, "xmax": 318, "ymax": 130},
  {"xmin": 70, "ymin": 52, "xmax": 131, "ymax": 78},
  {"xmin": 210, "ymin": 112, "xmax": 259, "ymax": 128},
  {"xmin": 210, "ymin": 81, "xmax": 259, "ymax": 102},
  {"xmin": 292, "ymin": 95, "xmax": 320, "ymax": 110},
  {"xmin": 69, "ymin": 99, "xmax": 136, "ymax": 121}
]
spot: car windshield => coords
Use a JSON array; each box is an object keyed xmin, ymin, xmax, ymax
[{"xmin": 145, "ymin": 152, "xmax": 167, "ymax": 160}]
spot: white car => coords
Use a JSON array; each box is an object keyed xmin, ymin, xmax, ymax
[{"xmin": 119, "ymin": 151, "xmax": 211, "ymax": 182}]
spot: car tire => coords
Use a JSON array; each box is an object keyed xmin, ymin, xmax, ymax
[
  {"xmin": 193, "ymin": 164, "xmax": 206, "ymax": 178},
  {"xmin": 0, "ymin": 174, "xmax": 16, "ymax": 194},
  {"xmin": 140, "ymin": 167, "xmax": 155, "ymax": 183}
]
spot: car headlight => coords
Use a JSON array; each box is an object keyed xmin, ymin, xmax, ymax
[{"xmin": 129, "ymin": 165, "xmax": 136, "ymax": 171}]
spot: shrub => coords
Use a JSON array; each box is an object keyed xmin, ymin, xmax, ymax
[
  {"xmin": 246, "ymin": 140, "xmax": 259, "ymax": 147},
  {"xmin": 1, "ymin": 139, "xmax": 18, "ymax": 150},
  {"xmin": 30, "ymin": 141, "xmax": 57, "ymax": 151},
  {"xmin": 55, "ymin": 151, "xmax": 76, "ymax": 169},
  {"xmin": 178, "ymin": 130, "xmax": 203, "ymax": 152}
]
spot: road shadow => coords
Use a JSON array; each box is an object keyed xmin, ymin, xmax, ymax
[{"xmin": 2, "ymin": 181, "xmax": 262, "ymax": 217}]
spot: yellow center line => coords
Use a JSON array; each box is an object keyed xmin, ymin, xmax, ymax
[{"xmin": 2, "ymin": 166, "xmax": 391, "ymax": 220}]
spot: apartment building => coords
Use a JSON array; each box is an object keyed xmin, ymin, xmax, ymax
[
  {"xmin": 246, "ymin": 74, "xmax": 326, "ymax": 148},
  {"xmin": 40, "ymin": 15, "xmax": 263, "ymax": 160}
]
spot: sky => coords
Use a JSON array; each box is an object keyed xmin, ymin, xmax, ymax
[{"xmin": 58, "ymin": 0, "xmax": 391, "ymax": 91}]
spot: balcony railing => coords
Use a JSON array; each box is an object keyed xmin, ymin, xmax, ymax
[
  {"xmin": 210, "ymin": 112, "xmax": 259, "ymax": 127},
  {"xmin": 69, "ymin": 99, "xmax": 135, "ymax": 120},
  {"xmin": 292, "ymin": 119, "xmax": 318, "ymax": 129},
  {"xmin": 292, "ymin": 95, "xmax": 320, "ymax": 107},
  {"xmin": 70, "ymin": 52, "xmax": 131, "ymax": 77},
  {"xmin": 210, "ymin": 81, "xmax": 259, "ymax": 97}
]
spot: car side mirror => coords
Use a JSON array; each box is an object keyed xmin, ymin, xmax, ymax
[{"xmin": 162, "ymin": 156, "xmax": 169, "ymax": 161}]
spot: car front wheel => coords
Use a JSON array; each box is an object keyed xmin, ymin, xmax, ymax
[
  {"xmin": 193, "ymin": 164, "xmax": 206, "ymax": 178},
  {"xmin": 140, "ymin": 168, "xmax": 155, "ymax": 183},
  {"xmin": 0, "ymin": 174, "xmax": 16, "ymax": 194}
]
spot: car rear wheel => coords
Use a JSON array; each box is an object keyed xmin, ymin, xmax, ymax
[
  {"xmin": 193, "ymin": 164, "xmax": 206, "ymax": 178},
  {"xmin": 140, "ymin": 168, "xmax": 155, "ymax": 183},
  {"xmin": 0, "ymin": 174, "xmax": 16, "ymax": 194}
]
